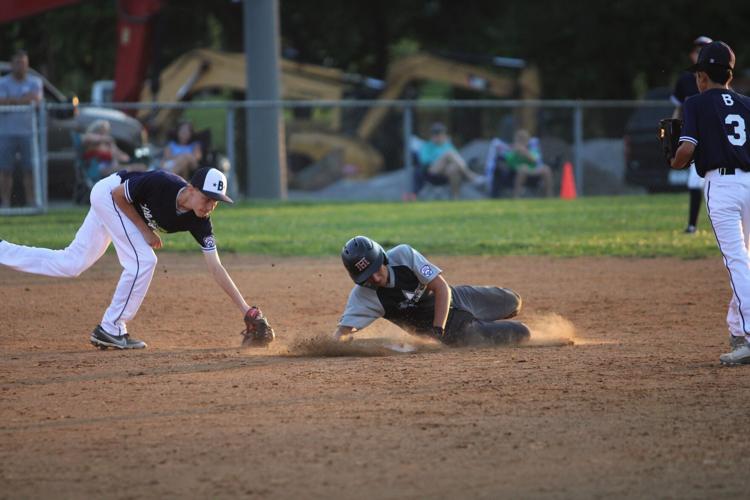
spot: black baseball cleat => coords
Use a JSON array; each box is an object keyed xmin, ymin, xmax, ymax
[
  {"xmin": 90, "ymin": 325, "xmax": 147, "ymax": 350},
  {"xmin": 684, "ymin": 225, "xmax": 697, "ymax": 234}
]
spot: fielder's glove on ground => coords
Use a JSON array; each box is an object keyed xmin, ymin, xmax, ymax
[
  {"xmin": 658, "ymin": 118, "xmax": 682, "ymax": 166},
  {"xmin": 241, "ymin": 306, "xmax": 275, "ymax": 347}
]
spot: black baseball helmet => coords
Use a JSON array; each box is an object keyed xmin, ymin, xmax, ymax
[{"xmin": 341, "ymin": 236, "xmax": 386, "ymax": 284}]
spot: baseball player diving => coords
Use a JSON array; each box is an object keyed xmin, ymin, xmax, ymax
[
  {"xmin": 332, "ymin": 236, "xmax": 530, "ymax": 346},
  {"xmin": 0, "ymin": 167, "xmax": 274, "ymax": 349},
  {"xmin": 668, "ymin": 41, "xmax": 750, "ymax": 365}
]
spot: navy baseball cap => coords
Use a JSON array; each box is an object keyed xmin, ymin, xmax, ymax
[
  {"xmin": 688, "ymin": 41, "xmax": 735, "ymax": 72},
  {"xmin": 190, "ymin": 167, "xmax": 233, "ymax": 203}
]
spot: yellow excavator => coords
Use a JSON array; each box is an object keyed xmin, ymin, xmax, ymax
[
  {"xmin": 140, "ymin": 48, "xmax": 540, "ymax": 183},
  {"xmin": 138, "ymin": 49, "xmax": 385, "ymax": 179},
  {"xmin": 355, "ymin": 52, "xmax": 540, "ymax": 141}
]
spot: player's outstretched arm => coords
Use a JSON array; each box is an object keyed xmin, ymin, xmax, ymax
[
  {"xmin": 671, "ymin": 142, "xmax": 696, "ymax": 170},
  {"xmin": 202, "ymin": 250, "xmax": 252, "ymax": 316}
]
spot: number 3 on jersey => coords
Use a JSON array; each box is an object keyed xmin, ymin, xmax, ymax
[
  {"xmin": 722, "ymin": 94, "xmax": 747, "ymax": 146},
  {"xmin": 725, "ymin": 114, "xmax": 747, "ymax": 146}
]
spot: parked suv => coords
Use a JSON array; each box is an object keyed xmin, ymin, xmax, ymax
[
  {"xmin": 0, "ymin": 62, "xmax": 146, "ymax": 200},
  {"xmin": 623, "ymin": 87, "xmax": 684, "ymax": 192}
]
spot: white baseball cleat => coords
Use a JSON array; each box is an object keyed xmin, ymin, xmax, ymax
[{"xmin": 720, "ymin": 337, "xmax": 750, "ymax": 365}]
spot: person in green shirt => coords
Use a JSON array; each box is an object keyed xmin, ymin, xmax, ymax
[
  {"xmin": 418, "ymin": 122, "xmax": 481, "ymax": 199},
  {"xmin": 505, "ymin": 129, "xmax": 554, "ymax": 198}
]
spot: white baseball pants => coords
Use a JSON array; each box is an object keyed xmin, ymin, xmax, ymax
[
  {"xmin": 704, "ymin": 169, "xmax": 750, "ymax": 341},
  {"xmin": 0, "ymin": 173, "xmax": 156, "ymax": 336}
]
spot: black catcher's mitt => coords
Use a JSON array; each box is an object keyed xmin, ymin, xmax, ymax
[
  {"xmin": 241, "ymin": 307, "xmax": 275, "ymax": 347},
  {"xmin": 658, "ymin": 118, "xmax": 682, "ymax": 166}
]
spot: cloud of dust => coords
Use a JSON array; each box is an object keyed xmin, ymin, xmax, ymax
[
  {"xmin": 522, "ymin": 313, "xmax": 577, "ymax": 347},
  {"xmin": 272, "ymin": 321, "xmax": 441, "ymax": 358},
  {"xmin": 249, "ymin": 315, "xmax": 576, "ymax": 357}
]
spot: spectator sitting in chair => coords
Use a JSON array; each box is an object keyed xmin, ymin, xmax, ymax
[
  {"xmin": 82, "ymin": 120, "xmax": 146, "ymax": 183},
  {"xmin": 161, "ymin": 121, "xmax": 202, "ymax": 180},
  {"xmin": 506, "ymin": 129, "xmax": 553, "ymax": 198},
  {"xmin": 418, "ymin": 122, "xmax": 481, "ymax": 199}
]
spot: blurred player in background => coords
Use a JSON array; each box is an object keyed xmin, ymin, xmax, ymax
[{"xmin": 672, "ymin": 35, "xmax": 713, "ymax": 233}]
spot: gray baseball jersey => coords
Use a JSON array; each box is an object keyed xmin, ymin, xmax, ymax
[
  {"xmin": 340, "ymin": 244, "xmax": 441, "ymax": 333},
  {"xmin": 339, "ymin": 243, "xmax": 526, "ymax": 344}
]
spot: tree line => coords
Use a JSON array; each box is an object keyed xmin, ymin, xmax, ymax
[{"xmin": 2, "ymin": 0, "xmax": 749, "ymax": 101}]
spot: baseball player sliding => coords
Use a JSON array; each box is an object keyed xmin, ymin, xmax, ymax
[
  {"xmin": 0, "ymin": 167, "xmax": 274, "ymax": 349},
  {"xmin": 333, "ymin": 236, "xmax": 529, "ymax": 346}
]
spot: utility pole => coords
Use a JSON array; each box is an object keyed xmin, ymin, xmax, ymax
[{"xmin": 243, "ymin": 0, "xmax": 286, "ymax": 199}]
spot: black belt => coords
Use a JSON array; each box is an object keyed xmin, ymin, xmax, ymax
[{"xmin": 718, "ymin": 168, "xmax": 735, "ymax": 176}]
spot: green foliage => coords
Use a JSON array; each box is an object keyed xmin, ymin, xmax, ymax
[
  {"xmin": 1, "ymin": 194, "xmax": 718, "ymax": 259},
  {"xmin": 0, "ymin": 2, "xmax": 117, "ymax": 99},
  {"xmin": 4, "ymin": 1, "xmax": 750, "ymax": 101}
]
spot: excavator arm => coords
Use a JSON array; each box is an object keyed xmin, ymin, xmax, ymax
[
  {"xmin": 138, "ymin": 48, "xmax": 354, "ymax": 131},
  {"xmin": 356, "ymin": 52, "xmax": 540, "ymax": 140}
]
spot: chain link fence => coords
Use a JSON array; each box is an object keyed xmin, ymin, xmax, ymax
[{"xmin": 1, "ymin": 97, "xmax": 676, "ymax": 210}]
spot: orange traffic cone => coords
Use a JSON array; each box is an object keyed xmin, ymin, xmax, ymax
[{"xmin": 560, "ymin": 161, "xmax": 577, "ymax": 199}]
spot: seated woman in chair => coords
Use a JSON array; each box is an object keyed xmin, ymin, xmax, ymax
[
  {"xmin": 82, "ymin": 120, "xmax": 145, "ymax": 183},
  {"xmin": 417, "ymin": 122, "xmax": 481, "ymax": 199},
  {"xmin": 161, "ymin": 121, "xmax": 202, "ymax": 180}
]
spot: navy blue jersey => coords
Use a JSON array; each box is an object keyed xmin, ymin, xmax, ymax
[
  {"xmin": 671, "ymin": 72, "xmax": 699, "ymax": 106},
  {"xmin": 117, "ymin": 170, "xmax": 216, "ymax": 252},
  {"xmin": 681, "ymin": 89, "xmax": 750, "ymax": 177}
]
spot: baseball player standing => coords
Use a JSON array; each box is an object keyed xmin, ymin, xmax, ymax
[
  {"xmin": 671, "ymin": 41, "xmax": 750, "ymax": 365},
  {"xmin": 332, "ymin": 236, "xmax": 530, "ymax": 346},
  {"xmin": 0, "ymin": 167, "xmax": 272, "ymax": 349},
  {"xmin": 671, "ymin": 36, "xmax": 713, "ymax": 234}
]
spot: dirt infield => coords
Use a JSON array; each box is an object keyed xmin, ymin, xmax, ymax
[{"xmin": 1, "ymin": 254, "xmax": 748, "ymax": 499}]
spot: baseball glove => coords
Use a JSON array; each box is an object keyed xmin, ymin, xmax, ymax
[
  {"xmin": 240, "ymin": 306, "xmax": 275, "ymax": 347},
  {"xmin": 657, "ymin": 118, "xmax": 682, "ymax": 166}
]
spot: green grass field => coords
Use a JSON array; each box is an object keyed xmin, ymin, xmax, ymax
[{"xmin": 0, "ymin": 194, "xmax": 720, "ymax": 258}]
